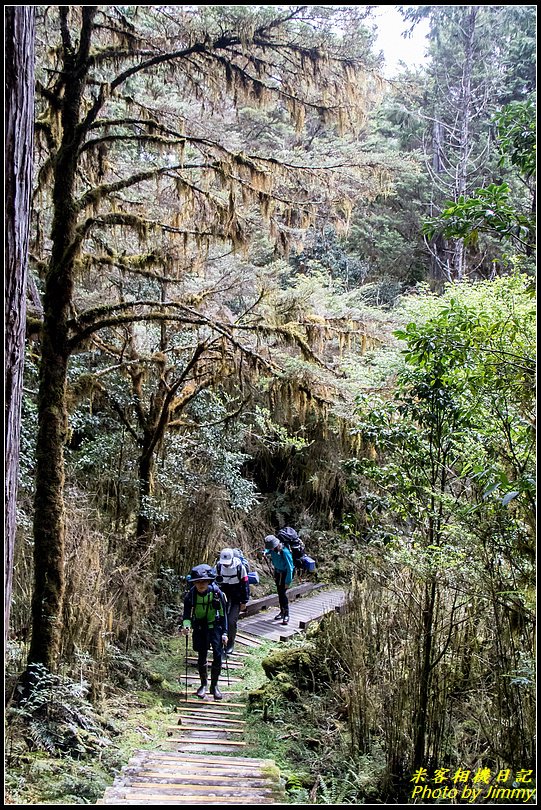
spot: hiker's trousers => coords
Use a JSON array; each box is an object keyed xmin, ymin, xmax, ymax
[
  {"xmin": 192, "ymin": 620, "xmax": 223, "ymax": 684},
  {"xmin": 274, "ymin": 570, "xmax": 289, "ymax": 616},
  {"xmin": 225, "ymin": 601, "xmax": 241, "ymax": 646}
]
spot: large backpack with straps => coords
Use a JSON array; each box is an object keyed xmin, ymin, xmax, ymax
[
  {"xmin": 216, "ymin": 548, "xmax": 260, "ymax": 586},
  {"xmin": 277, "ymin": 527, "xmax": 316, "ymax": 573}
]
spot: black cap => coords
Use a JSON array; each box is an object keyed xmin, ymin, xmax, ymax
[{"xmin": 189, "ymin": 563, "xmax": 216, "ymax": 582}]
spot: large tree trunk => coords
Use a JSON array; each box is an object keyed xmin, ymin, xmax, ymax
[
  {"xmin": 27, "ymin": 8, "xmax": 97, "ymax": 674},
  {"xmin": 5, "ymin": 6, "xmax": 35, "ymax": 651},
  {"xmin": 135, "ymin": 443, "xmax": 156, "ymax": 549}
]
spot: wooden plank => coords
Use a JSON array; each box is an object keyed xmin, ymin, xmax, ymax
[
  {"xmin": 134, "ymin": 752, "xmax": 265, "ymax": 779},
  {"xmin": 178, "ymin": 690, "xmax": 238, "ymax": 698},
  {"xmin": 235, "ymin": 628, "xmax": 264, "ymax": 638},
  {"xmin": 176, "ymin": 700, "xmax": 246, "ymax": 717},
  {"xmin": 241, "ymin": 582, "xmax": 323, "ymax": 616},
  {"xmin": 186, "ymin": 657, "xmax": 244, "ymax": 669},
  {"xmin": 100, "ymin": 795, "xmax": 275, "ymax": 804},
  {"xmin": 176, "ymin": 716, "xmax": 246, "ymax": 725},
  {"xmin": 230, "ymin": 635, "xmax": 262, "ymax": 648},
  {"xmin": 168, "ymin": 724, "xmax": 244, "ymax": 733},
  {"xmin": 175, "ymin": 711, "xmax": 244, "ymax": 720},
  {"xmin": 181, "ymin": 674, "xmax": 243, "ymax": 683},
  {"xmin": 105, "ymin": 785, "xmax": 279, "ymax": 798},
  {"xmin": 175, "ymin": 699, "xmax": 246, "ymax": 708},
  {"xmin": 175, "ymin": 704, "xmax": 244, "ymax": 712},
  {"xmin": 171, "ymin": 744, "xmax": 248, "ymax": 754},
  {"xmin": 166, "ymin": 737, "xmax": 247, "ymax": 746},
  {"xmin": 126, "ymin": 774, "xmax": 276, "ymax": 796},
  {"xmin": 136, "ymin": 763, "xmax": 267, "ymax": 775},
  {"xmin": 133, "ymin": 773, "xmax": 273, "ymax": 785},
  {"xmin": 138, "ymin": 752, "xmax": 274, "ymax": 766}
]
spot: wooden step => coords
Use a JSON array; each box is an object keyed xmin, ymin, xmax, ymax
[
  {"xmin": 166, "ymin": 737, "xmax": 247, "ymax": 746},
  {"xmin": 180, "ymin": 674, "xmax": 243, "ymax": 683},
  {"xmin": 98, "ymin": 795, "xmax": 276, "ymax": 804},
  {"xmin": 175, "ymin": 706, "xmax": 244, "ymax": 716},
  {"xmin": 137, "ymin": 751, "xmax": 274, "ymax": 766},
  {"xmin": 168, "ymin": 724, "xmax": 245, "ymax": 733},
  {"xmin": 132, "ymin": 772, "xmax": 273, "ymax": 785},
  {"xmin": 175, "ymin": 695, "xmax": 246, "ymax": 711},
  {"xmin": 133, "ymin": 764, "xmax": 271, "ymax": 777},
  {"xmin": 176, "ymin": 716, "xmax": 246, "ymax": 726},
  {"xmin": 126, "ymin": 774, "xmax": 274, "ymax": 796},
  {"xmin": 98, "ymin": 582, "xmax": 347, "ymax": 805}
]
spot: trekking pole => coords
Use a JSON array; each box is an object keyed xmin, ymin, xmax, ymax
[
  {"xmin": 222, "ymin": 642, "xmax": 231, "ymax": 686},
  {"xmin": 184, "ymin": 633, "xmax": 188, "ymax": 702},
  {"xmin": 264, "ymin": 553, "xmax": 274, "ymax": 578}
]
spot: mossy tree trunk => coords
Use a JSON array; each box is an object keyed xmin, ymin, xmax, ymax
[
  {"xmin": 129, "ymin": 340, "xmax": 209, "ymax": 553},
  {"xmin": 5, "ymin": 6, "xmax": 35, "ymax": 650},
  {"xmin": 135, "ymin": 438, "xmax": 155, "ymax": 549},
  {"xmin": 27, "ymin": 7, "xmax": 98, "ymax": 674}
]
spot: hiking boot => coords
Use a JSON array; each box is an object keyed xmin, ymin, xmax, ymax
[
  {"xmin": 196, "ymin": 683, "xmax": 207, "ymax": 698},
  {"xmin": 281, "ymin": 615, "xmax": 290, "ymax": 625},
  {"xmin": 274, "ymin": 612, "xmax": 283, "ymax": 621},
  {"xmin": 210, "ymin": 684, "xmax": 223, "ymax": 700}
]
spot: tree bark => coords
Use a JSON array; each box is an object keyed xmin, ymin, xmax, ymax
[
  {"xmin": 413, "ymin": 577, "xmax": 437, "ymax": 768},
  {"xmin": 27, "ymin": 7, "xmax": 98, "ymax": 674},
  {"xmin": 5, "ymin": 6, "xmax": 35, "ymax": 650}
]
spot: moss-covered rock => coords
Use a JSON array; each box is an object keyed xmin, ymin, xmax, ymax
[
  {"xmin": 248, "ymin": 672, "xmax": 301, "ymax": 707},
  {"xmin": 261, "ymin": 646, "xmax": 318, "ymax": 690},
  {"xmin": 261, "ymin": 647, "xmax": 314, "ymax": 678}
]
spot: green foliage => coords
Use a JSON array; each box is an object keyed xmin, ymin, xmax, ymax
[
  {"xmin": 338, "ymin": 279, "xmax": 535, "ymax": 782},
  {"xmin": 183, "ymin": 392, "xmax": 260, "ymax": 512},
  {"xmin": 290, "ymin": 226, "xmax": 368, "ymax": 288},
  {"xmin": 422, "ymin": 183, "xmax": 533, "ymax": 249},
  {"xmin": 495, "ymin": 97, "xmax": 536, "ymax": 179},
  {"xmin": 394, "ymin": 275, "xmax": 535, "ymax": 511},
  {"xmin": 149, "ymin": 567, "xmax": 184, "ymax": 632},
  {"xmin": 7, "ymin": 664, "xmax": 112, "ymax": 759}
]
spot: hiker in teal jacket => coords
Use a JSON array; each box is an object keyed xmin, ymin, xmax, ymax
[{"xmin": 264, "ymin": 534, "xmax": 295, "ymax": 625}]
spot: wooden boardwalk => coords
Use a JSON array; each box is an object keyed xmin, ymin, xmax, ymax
[
  {"xmin": 97, "ymin": 586, "xmax": 346, "ymax": 805},
  {"xmin": 238, "ymin": 587, "xmax": 346, "ymax": 642}
]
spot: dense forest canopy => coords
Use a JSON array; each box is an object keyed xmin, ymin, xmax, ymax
[{"xmin": 5, "ymin": 4, "xmax": 536, "ymax": 805}]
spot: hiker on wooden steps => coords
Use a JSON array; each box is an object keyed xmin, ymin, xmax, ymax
[
  {"xmin": 180, "ymin": 564, "xmax": 228, "ymax": 700},
  {"xmin": 264, "ymin": 534, "xmax": 294, "ymax": 625},
  {"xmin": 216, "ymin": 547, "xmax": 250, "ymax": 656}
]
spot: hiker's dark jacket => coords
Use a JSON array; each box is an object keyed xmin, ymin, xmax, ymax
[{"xmin": 182, "ymin": 585, "xmax": 228, "ymax": 643}]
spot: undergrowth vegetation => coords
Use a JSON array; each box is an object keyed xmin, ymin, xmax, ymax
[{"xmin": 5, "ymin": 570, "xmax": 537, "ymax": 805}]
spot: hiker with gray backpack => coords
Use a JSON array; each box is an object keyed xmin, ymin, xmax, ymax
[
  {"xmin": 215, "ymin": 547, "xmax": 250, "ymax": 655},
  {"xmin": 180, "ymin": 564, "xmax": 228, "ymax": 700}
]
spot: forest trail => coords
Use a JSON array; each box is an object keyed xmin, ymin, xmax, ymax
[{"xmin": 97, "ymin": 586, "xmax": 346, "ymax": 805}]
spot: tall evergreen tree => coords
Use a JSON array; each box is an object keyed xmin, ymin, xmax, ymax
[{"xmin": 404, "ymin": 5, "xmax": 536, "ymax": 282}]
